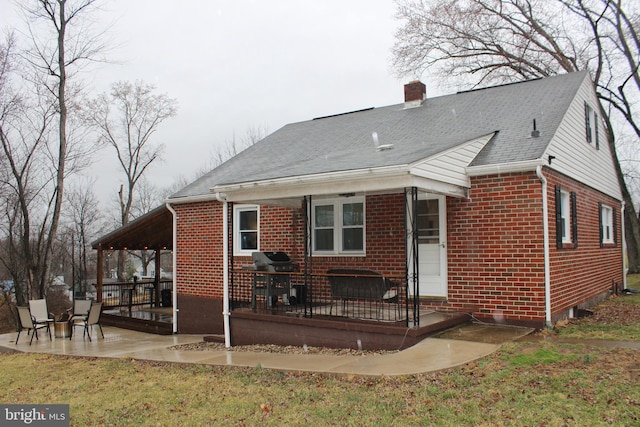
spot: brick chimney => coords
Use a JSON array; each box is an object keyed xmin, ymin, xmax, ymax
[{"xmin": 404, "ymin": 80, "xmax": 426, "ymax": 109}]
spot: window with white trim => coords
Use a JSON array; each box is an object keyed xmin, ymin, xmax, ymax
[
  {"xmin": 555, "ymin": 185, "xmax": 578, "ymax": 249},
  {"xmin": 600, "ymin": 204, "xmax": 614, "ymax": 245},
  {"xmin": 312, "ymin": 198, "xmax": 365, "ymax": 254},
  {"xmin": 234, "ymin": 205, "xmax": 259, "ymax": 255}
]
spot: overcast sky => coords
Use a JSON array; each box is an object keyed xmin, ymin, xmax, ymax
[{"xmin": 1, "ymin": 0, "xmax": 432, "ymax": 207}]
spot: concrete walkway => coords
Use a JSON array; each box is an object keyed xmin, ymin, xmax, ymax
[{"xmin": 0, "ymin": 325, "xmax": 523, "ymax": 377}]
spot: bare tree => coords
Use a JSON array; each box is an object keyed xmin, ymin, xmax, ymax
[
  {"xmin": 208, "ymin": 124, "xmax": 269, "ymax": 169},
  {"xmin": 85, "ymin": 80, "xmax": 176, "ymax": 278},
  {"xmin": 86, "ymin": 80, "xmax": 177, "ymax": 227},
  {"xmin": 392, "ymin": 0, "xmax": 640, "ymax": 271},
  {"xmin": 65, "ymin": 179, "xmax": 104, "ymax": 297},
  {"xmin": 0, "ymin": 0, "xmax": 107, "ymax": 303}
]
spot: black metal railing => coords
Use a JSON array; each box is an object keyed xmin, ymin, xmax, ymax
[
  {"xmin": 101, "ymin": 279, "xmax": 172, "ymax": 310},
  {"xmin": 231, "ymin": 270, "xmax": 408, "ymax": 324}
]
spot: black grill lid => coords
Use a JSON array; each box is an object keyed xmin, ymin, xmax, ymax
[{"xmin": 252, "ymin": 251, "xmax": 291, "ymax": 264}]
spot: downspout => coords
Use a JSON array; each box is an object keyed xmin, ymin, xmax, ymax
[
  {"xmin": 536, "ymin": 165, "xmax": 553, "ymax": 328},
  {"xmin": 622, "ymin": 201, "xmax": 627, "ymax": 289},
  {"xmin": 215, "ymin": 192, "xmax": 231, "ymax": 348},
  {"xmin": 165, "ymin": 203, "xmax": 178, "ymax": 333}
]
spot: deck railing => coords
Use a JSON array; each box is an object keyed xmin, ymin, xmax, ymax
[
  {"xmin": 101, "ymin": 279, "xmax": 172, "ymax": 310},
  {"xmin": 231, "ymin": 270, "xmax": 409, "ymax": 324}
]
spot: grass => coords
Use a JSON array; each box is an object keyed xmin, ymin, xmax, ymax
[
  {"xmin": 1, "ymin": 276, "xmax": 639, "ymax": 425},
  {"xmin": 0, "ymin": 345, "xmax": 638, "ymax": 426},
  {"xmin": 555, "ymin": 274, "xmax": 640, "ymax": 341}
]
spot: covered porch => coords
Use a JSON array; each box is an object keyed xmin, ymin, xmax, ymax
[
  {"xmin": 91, "ymin": 205, "xmax": 175, "ymax": 334},
  {"xmin": 213, "ymin": 159, "xmax": 476, "ymax": 348}
]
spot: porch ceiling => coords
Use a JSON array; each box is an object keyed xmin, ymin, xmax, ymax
[{"xmin": 91, "ymin": 205, "xmax": 173, "ymax": 251}]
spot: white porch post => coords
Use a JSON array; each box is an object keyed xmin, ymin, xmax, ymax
[
  {"xmin": 217, "ymin": 194, "xmax": 231, "ymax": 347},
  {"xmin": 165, "ymin": 203, "xmax": 178, "ymax": 333}
]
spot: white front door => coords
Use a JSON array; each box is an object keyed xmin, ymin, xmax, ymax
[{"xmin": 413, "ymin": 195, "xmax": 448, "ymax": 298}]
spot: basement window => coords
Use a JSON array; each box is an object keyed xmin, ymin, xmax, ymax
[{"xmin": 234, "ymin": 204, "xmax": 259, "ymax": 255}]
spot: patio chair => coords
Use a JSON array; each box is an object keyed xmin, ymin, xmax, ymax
[
  {"xmin": 68, "ymin": 299, "xmax": 92, "ymax": 322},
  {"xmin": 16, "ymin": 306, "xmax": 51, "ymax": 345},
  {"xmin": 28, "ymin": 299, "xmax": 54, "ymax": 326},
  {"xmin": 72, "ymin": 302, "xmax": 104, "ymax": 341}
]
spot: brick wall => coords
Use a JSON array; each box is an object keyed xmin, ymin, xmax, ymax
[
  {"xmin": 445, "ymin": 169, "xmax": 622, "ymax": 327},
  {"xmin": 447, "ymin": 172, "xmax": 547, "ymax": 324},
  {"xmin": 172, "ymin": 170, "xmax": 622, "ymax": 331},
  {"xmin": 308, "ymin": 193, "xmax": 406, "ymax": 278},
  {"xmin": 174, "ymin": 201, "xmax": 224, "ymax": 299},
  {"xmin": 545, "ymin": 169, "xmax": 623, "ymax": 319}
]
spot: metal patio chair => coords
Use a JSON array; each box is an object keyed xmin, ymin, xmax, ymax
[
  {"xmin": 28, "ymin": 299, "xmax": 54, "ymax": 327},
  {"xmin": 68, "ymin": 299, "xmax": 92, "ymax": 322},
  {"xmin": 16, "ymin": 306, "xmax": 51, "ymax": 345},
  {"xmin": 72, "ymin": 302, "xmax": 104, "ymax": 341}
]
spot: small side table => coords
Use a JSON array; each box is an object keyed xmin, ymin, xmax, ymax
[{"xmin": 54, "ymin": 321, "xmax": 72, "ymax": 339}]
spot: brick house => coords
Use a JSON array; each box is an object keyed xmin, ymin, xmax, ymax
[{"xmin": 114, "ymin": 71, "xmax": 624, "ymax": 348}]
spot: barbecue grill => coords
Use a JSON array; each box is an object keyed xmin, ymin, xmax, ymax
[
  {"xmin": 249, "ymin": 252, "xmax": 297, "ymax": 309},
  {"xmin": 251, "ymin": 251, "xmax": 296, "ymax": 272}
]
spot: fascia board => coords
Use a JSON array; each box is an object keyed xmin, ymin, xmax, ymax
[{"xmin": 466, "ymin": 159, "xmax": 544, "ymax": 176}]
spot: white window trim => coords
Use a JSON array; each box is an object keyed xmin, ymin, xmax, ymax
[
  {"xmin": 312, "ymin": 197, "xmax": 366, "ymax": 256},
  {"xmin": 560, "ymin": 190, "xmax": 571, "ymax": 243},
  {"xmin": 601, "ymin": 204, "xmax": 614, "ymax": 244},
  {"xmin": 233, "ymin": 204, "xmax": 260, "ymax": 256}
]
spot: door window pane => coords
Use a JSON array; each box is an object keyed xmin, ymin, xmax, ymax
[{"xmin": 417, "ymin": 199, "xmax": 439, "ymax": 244}]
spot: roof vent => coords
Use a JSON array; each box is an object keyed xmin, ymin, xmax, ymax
[
  {"xmin": 372, "ymin": 132, "xmax": 394, "ymax": 151},
  {"xmin": 531, "ymin": 119, "xmax": 540, "ymax": 138},
  {"xmin": 404, "ymin": 80, "xmax": 426, "ymax": 109}
]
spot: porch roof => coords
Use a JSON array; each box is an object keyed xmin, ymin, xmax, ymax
[
  {"xmin": 168, "ymin": 72, "xmax": 587, "ymax": 203},
  {"xmin": 91, "ymin": 205, "xmax": 173, "ymax": 251}
]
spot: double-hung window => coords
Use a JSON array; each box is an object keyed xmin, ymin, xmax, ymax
[
  {"xmin": 234, "ymin": 205, "xmax": 259, "ymax": 255},
  {"xmin": 584, "ymin": 102, "xmax": 600, "ymax": 149},
  {"xmin": 312, "ymin": 198, "xmax": 365, "ymax": 255},
  {"xmin": 555, "ymin": 186, "xmax": 577, "ymax": 248},
  {"xmin": 599, "ymin": 204, "xmax": 615, "ymax": 246}
]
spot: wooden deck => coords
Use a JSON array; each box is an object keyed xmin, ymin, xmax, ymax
[
  {"xmin": 101, "ymin": 307, "xmax": 173, "ymax": 335},
  {"xmin": 227, "ymin": 308, "xmax": 470, "ymax": 350}
]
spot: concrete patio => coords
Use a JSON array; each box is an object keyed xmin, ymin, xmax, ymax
[{"xmin": 0, "ymin": 323, "xmax": 534, "ymax": 377}]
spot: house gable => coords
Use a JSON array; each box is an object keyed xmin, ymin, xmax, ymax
[
  {"xmin": 410, "ymin": 132, "xmax": 496, "ymax": 188},
  {"xmin": 544, "ymin": 75, "xmax": 622, "ymax": 200}
]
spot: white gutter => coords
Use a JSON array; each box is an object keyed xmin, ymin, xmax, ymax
[
  {"xmin": 536, "ymin": 165, "xmax": 553, "ymax": 328},
  {"xmin": 622, "ymin": 201, "xmax": 627, "ymax": 289},
  {"xmin": 212, "ymin": 164, "xmax": 409, "ymax": 194},
  {"xmin": 215, "ymin": 192, "xmax": 231, "ymax": 348},
  {"xmin": 166, "ymin": 193, "xmax": 221, "ymax": 205},
  {"xmin": 467, "ymin": 159, "xmax": 543, "ymax": 177},
  {"xmin": 165, "ymin": 203, "xmax": 179, "ymax": 333}
]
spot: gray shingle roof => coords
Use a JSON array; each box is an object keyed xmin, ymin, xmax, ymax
[{"xmin": 170, "ymin": 71, "xmax": 588, "ymax": 200}]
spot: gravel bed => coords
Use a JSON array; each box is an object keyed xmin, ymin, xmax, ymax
[{"xmin": 169, "ymin": 341, "xmax": 397, "ymax": 356}]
